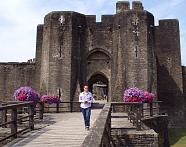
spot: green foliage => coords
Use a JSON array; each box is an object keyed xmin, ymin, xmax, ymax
[{"xmin": 169, "ymin": 128, "xmax": 186, "ymax": 147}]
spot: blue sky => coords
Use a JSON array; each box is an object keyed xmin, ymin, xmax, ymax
[{"xmin": 0, "ymin": 0, "xmax": 186, "ymax": 65}]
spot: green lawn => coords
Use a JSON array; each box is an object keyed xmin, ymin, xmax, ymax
[{"xmin": 169, "ymin": 128, "xmax": 186, "ymax": 147}]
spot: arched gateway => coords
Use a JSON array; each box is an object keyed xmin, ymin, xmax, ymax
[
  {"xmin": 88, "ymin": 73, "xmax": 109, "ymax": 101},
  {"xmin": 86, "ymin": 48, "xmax": 111, "ymax": 101}
]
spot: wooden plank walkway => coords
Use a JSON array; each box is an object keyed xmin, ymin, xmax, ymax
[{"xmin": 4, "ymin": 109, "xmax": 101, "ymax": 147}]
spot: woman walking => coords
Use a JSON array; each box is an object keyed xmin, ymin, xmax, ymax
[{"xmin": 79, "ymin": 85, "xmax": 93, "ymax": 130}]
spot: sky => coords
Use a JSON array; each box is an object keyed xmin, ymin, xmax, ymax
[{"xmin": 0, "ymin": 0, "xmax": 186, "ymax": 65}]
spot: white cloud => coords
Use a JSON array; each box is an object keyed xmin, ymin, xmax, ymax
[
  {"xmin": 0, "ymin": 0, "xmax": 42, "ymax": 62},
  {"xmin": 0, "ymin": 0, "xmax": 112, "ymax": 62},
  {"xmin": 148, "ymin": 0, "xmax": 184, "ymax": 22},
  {"xmin": 146, "ymin": 0, "xmax": 186, "ymax": 65},
  {"xmin": 170, "ymin": 0, "xmax": 185, "ymax": 6},
  {"xmin": 180, "ymin": 28, "xmax": 186, "ymax": 65}
]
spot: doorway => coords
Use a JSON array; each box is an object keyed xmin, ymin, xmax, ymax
[{"xmin": 88, "ymin": 73, "xmax": 109, "ymax": 102}]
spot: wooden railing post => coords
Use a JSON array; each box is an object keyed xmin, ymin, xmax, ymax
[
  {"xmin": 132, "ymin": 105, "xmax": 135, "ymax": 125},
  {"xmin": 11, "ymin": 108, "xmax": 17, "ymax": 138},
  {"xmin": 56, "ymin": 103, "xmax": 59, "ymax": 113},
  {"xmin": 150, "ymin": 102, "xmax": 153, "ymax": 117},
  {"xmin": 2, "ymin": 109, "xmax": 7, "ymax": 128},
  {"xmin": 136, "ymin": 104, "xmax": 142, "ymax": 130},
  {"xmin": 141, "ymin": 103, "xmax": 144, "ymax": 118},
  {"xmin": 39, "ymin": 102, "xmax": 44, "ymax": 119},
  {"xmin": 157, "ymin": 102, "xmax": 160, "ymax": 115},
  {"xmin": 1, "ymin": 103, "xmax": 7, "ymax": 128},
  {"xmin": 28, "ymin": 104, "xmax": 34, "ymax": 130},
  {"xmin": 108, "ymin": 106, "xmax": 111, "ymax": 144},
  {"xmin": 70, "ymin": 101, "xmax": 73, "ymax": 113},
  {"xmin": 112, "ymin": 104, "xmax": 115, "ymax": 113}
]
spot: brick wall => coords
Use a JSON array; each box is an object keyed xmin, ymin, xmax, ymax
[{"xmin": 111, "ymin": 129, "xmax": 158, "ymax": 147}]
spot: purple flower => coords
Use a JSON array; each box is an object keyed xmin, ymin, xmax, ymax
[
  {"xmin": 13, "ymin": 86, "xmax": 39, "ymax": 102},
  {"xmin": 144, "ymin": 91, "xmax": 154, "ymax": 102},
  {"xmin": 40, "ymin": 95, "xmax": 61, "ymax": 104},
  {"xmin": 123, "ymin": 87, "xmax": 154, "ymax": 102},
  {"xmin": 123, "ymin": 87, "xmax": 144, "ymax": 102}
]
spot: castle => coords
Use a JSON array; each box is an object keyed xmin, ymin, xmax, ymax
[{"xmin": 0, "ymin": 1, "xmax": 185, "ymax": 126}]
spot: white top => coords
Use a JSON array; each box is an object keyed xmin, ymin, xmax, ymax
[{"xmin": 79, "ymin": 91, "xmax": 93, "ymax": 108}]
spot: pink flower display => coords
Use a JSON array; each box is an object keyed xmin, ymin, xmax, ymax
[
  {"xmin": 13, "ymin": 86, "xmax": 39, "ymax": 102},
  {"xmin": 40, "ymin": 95, "xmax": 61, "ymax": 104},
  {"xmin": 123, "ymin": 87, "xmax": 154, "ymax": 102},
  {"xmin": 144, "ymin": 91, "xmax": 154, "ymax": 102}
]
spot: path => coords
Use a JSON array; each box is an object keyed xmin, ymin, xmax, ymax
[{"xmin": 4, "ymin": 109, "xmax": 101, "ymax": 147}]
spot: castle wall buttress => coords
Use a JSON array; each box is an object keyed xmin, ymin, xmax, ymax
[
  {"xmin": 182, "ymin": 67, "xmax": 186, "ymax": 120},
  {"xmin": 111, "ymin": 1, "xmax": 157, "ymax": 101},
  {"xmin": 71, "ymin": 13, "xmax": 87, "ymax": 102},
  {"xmin": 40, "ymin": 12, "xmax": 74, "ymax": 102},
  {"xmin": 155, "ymin": 19, "xmax": 185, "ymax": 127},
  {"xmin": 35, "ymin": 24, "xmax": 43, "ymax": 91}
]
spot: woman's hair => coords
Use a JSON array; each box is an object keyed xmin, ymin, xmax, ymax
[{"xmin": 84, "ymin": 84, "xmax": 89, "ymax": 88}]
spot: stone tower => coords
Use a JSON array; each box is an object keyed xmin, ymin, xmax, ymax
[
  {"xmin": 37, "ymin": 1, "xmax": 157, "ymax": 103},
  {"xmin": 155, "ymin": 19, "xmax": 185, "ymax": 126},
  {"xmin": 112, "ymin": 1, "xmax": 157, "ymax": 101}
]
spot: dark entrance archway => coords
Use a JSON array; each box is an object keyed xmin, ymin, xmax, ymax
[{"xmin": 88, "ymin": 73, "xmax": 109, "ymax": 102}]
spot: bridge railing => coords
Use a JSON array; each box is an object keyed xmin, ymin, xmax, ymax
[
  {"xmin": 0, "ymin": 101, "xmax": 34, "ymax": 143},
  {"xmin": 111, "ymin": 102, "xmax": 143, "ymax": 130},
  {"xmin": 81, "ymin": 101, "xmax": 162, "ymax": 147},
  {"xmin": 111, "ymin": 101, "xmax": 162, "ymax": 130},
  {"xmin": 36, "ymin": 101, "xmax": 81, "ymax": 116},
  {"xmin": 141, "ymin": 101, "xmax": 162, "ymax": 118},
  {"xmin": 37, "ymin": 101, "xmax": 104, "ymax": 119},
  {"xmin": 82, "ymin": 103, "xmax": 111, "ymax": 147}
]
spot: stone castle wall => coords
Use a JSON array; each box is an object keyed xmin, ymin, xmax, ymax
[
  {"xmin": 0, "ymin": 63, "xmax": 36, "ymax": 101},
  {"xmin": 111, "ymin": 1, "xmax": 157, "ymax": 101},
  {"xmin": 155, "ymin": 19, "xmax": 185, "ymax": 126}
]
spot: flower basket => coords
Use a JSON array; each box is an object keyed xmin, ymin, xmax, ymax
[
  {"xmin": 123, "ymin": 87, "xmax": 154, "ymax": 103},
  {"xmin": 40, "ymin": 95, "xmax": 61, "ymax": 104},
  {"xmin": 144, "ymin": 91, "xmax": 154, "ymax": 103},
  {"xmin": 13, "ymin": 86, "xmax": 39, "ymax": 102}
]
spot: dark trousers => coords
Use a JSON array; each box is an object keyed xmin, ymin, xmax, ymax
[{"xmin": 81, "ymin": 107, "xmax": 91, "ymax": 127}]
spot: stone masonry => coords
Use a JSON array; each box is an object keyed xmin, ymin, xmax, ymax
[{"xmin": 0, "ymin": 1, "xmax": 185, "ymax": 126}]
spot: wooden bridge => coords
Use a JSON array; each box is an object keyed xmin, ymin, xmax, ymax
[{"xmin": 0, "ymin": 101, "xmax": 168, "ymax": 147}]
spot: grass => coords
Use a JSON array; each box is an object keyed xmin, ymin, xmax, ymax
[{"xmin": 169, "ymin": 128, "xmax": 186, "ymax": 147}]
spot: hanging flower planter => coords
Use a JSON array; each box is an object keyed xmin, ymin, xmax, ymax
[
  {"xmin": 123, "ymin": 87, "xmax": 154, "ymax": 103},
  {"xmin": 144, "ymin": 91, "xmax": 154, "ymax": 103},
  {"xmin": 13, "ymin": 86, "xmax": 39, "ymax": 102},
  {"xmin": 40, "ymin": 95, "xmax": 61, "ymax": 104}
]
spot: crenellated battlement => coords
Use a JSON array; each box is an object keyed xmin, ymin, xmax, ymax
[
  {"xmin": 116, "ymin": 1, "xmax": 130, "ymax": 13},
  {"xmin": 86, "ymin": 15, "xmax": 96, "ymax": 24},
  {"xmin": 182, "ymin": 66, "xmax": 186, "ymax": 74},
  {"xmin": 116, "ymin": 1, "xmax": 144, "ymax": 13},
  {"xmin": 132, "ymin": 1, "xmax": 144, "ymax": 10},
  {"xmin": 101, "ymin": 15, "xmax": 114, "ymax": 24},
  {"xmin": 158, "ymin": 19, "xmax": 179, "ymax": 28}
]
